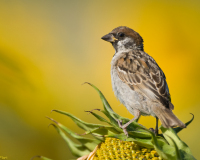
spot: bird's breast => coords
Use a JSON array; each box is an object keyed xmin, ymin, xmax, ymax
[{"xmin": 111, "ymin": 57, "xmax": 155, "ymax": 117}]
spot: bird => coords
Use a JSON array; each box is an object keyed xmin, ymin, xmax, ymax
[{"xmin": 101, "ymin": 26, "xmax": 186, "ymax": 136}]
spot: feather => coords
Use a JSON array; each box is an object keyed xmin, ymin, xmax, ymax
[
  {"xmin": 116, "ymin": 50, "xmax": 171, "ymax": 109},
  {"xmin": 151, "ymin": 105, "xmax": 185, "ymax": 128}
]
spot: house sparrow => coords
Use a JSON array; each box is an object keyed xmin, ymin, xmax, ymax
[{"xmin": 101, "ymin": 26, "xmax": 186, "ymax": 136}]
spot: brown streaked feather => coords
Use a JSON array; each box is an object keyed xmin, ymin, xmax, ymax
[
  {"xmin": 151, "ymin": 105, "xmax": 185, "ymax": 128},
  {"xmin": 116, "ymin": 50, "xmax": 172, "ymax": 109}
]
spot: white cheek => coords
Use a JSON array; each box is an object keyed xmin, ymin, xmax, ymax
[
  {"xmin": 116, "ymin": 37, "xmax": 133, "ymax": 52},
  {"xmin": 117, "ymin": 37, "xmax": 132, "ymax": 46},
  {"xmin": 116, "ymin": 40, "xmax": 124, "ymax": 50}
]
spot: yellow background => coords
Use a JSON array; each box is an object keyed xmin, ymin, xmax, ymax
[{"xmin": 0, "ymin": 0, "xmax": 200, "ymax": 159}]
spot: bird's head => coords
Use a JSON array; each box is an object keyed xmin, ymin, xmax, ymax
[{"xmin": 101, "ymin": 26, "xmax": 144, "ymax": 52}]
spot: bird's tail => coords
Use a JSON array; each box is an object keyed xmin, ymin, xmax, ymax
[{"xmin": 152, "ymin": 104, "xmax": 186, "ymax": 128}]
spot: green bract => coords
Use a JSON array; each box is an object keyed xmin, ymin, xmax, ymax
[{"xmin": 33, "ymin": 83, "xmax": 196, "ymax": 160}]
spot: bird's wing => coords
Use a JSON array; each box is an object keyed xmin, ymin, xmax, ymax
[{"xmin": 116, "ymin": 50, "xmax": 173, "ymax": 109}]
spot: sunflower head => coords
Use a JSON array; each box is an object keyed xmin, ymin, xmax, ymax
[{"xmin": 34, "ymin": 83, "xmax": 195, "ymax": 160}]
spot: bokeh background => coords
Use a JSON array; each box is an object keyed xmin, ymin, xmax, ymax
[{"xmin": 0, "ymin": 0, "xmax": 200, "ymax": 159}]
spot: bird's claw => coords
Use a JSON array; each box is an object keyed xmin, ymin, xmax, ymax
[
  {"xmin": 117, "ymin": 119, "xmax": 123, "ymax": 127},
  {"xmin": 117, "ymin": 119, "xmax": 129, "ymax": 137},
  {"xmin": 122, "ymin": 128, "xmax": 129, "ymax": 137},
  {"xmin": 149, "ymin": 128, "xmax": 158, "ymax": 136}
]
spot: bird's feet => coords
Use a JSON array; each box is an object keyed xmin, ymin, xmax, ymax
[
  {"xmin": 149, "ymin": 128, "xmax": 158, "ymax": 136},
  {"xmin": 117, "ymin": 119, "xmax": 129, "ymax": 137}
]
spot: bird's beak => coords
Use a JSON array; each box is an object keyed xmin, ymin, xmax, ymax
[{"xmin": 101, "ymin": 34, "xmax": 118, "ymax": 42}]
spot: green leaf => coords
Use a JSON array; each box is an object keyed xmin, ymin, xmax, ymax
[
  {"xmin": 174, "ymin": 113, "xmax": 194, "ymax": 134},
  {"xmin": 146, "ymin": 129, "xmax": 177, "ymax": 160},
  {"xmin": 52, "ymin": 110, "xmax": 120, "ymax": 142},
  {"xmin": 128, "ymin": 129, "xmax": 152, "ymax": 138},
  {"xmin": 88, "ymin": 110, "xmax": 121, "ymax": 132},
  {"xmin": 166, "ymin": 135, "xmax": 182, "ymax": 160},
  {"xmin": 161, "ymin": 127, "xmax": 196, "ymax": 160},
  {"xmin": 47, "ymin": 117, "xmax": 100, "ymax": 151},
  {"xmin": 52, "ymin": 109, "xmax": 110, "ymax": 131},
  {"xmin": 84, "ymin": 82, "xmax": 120, "ymax": 119},
  {"xmin": 101, "ymin": 110, "xmax": 119, "ymax": 127},
  {"xmin": 88, "ymin": 110, "xmax": 113, "ymax": 126},
  {"xmin": 86, "ymin": 126, "xmax": 120, "ymax": 135},
  {"xmin": 49, "ymin": 124, "xmax": 90, "ymax": 157}
]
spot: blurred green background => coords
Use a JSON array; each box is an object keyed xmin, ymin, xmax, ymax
[{"xmin": 0, "ymin": 0, "xmax": 200, "ymax": 159}]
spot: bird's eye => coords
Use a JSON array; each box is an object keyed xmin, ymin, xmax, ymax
[{"xmin": 118, "ymin": 32, "xmax": 125, "ymax": 37}]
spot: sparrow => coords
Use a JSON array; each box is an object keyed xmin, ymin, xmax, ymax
[{"xmin": 101, "ymin": 26, "xmax": 186, "ymax": 136}]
